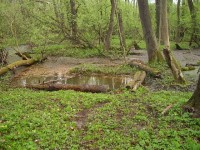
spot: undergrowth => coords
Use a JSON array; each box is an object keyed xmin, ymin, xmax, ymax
[{"xmin": 0, "ymin": 86, "xmax": 199, "ymax": 149}]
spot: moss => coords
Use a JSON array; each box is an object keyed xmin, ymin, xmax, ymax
[{"xmin": 182, "ymin": 66, "xmax": 196, "ymax": 71}]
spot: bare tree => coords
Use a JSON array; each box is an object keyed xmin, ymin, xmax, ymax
[
  {"xmin": 159, "ymin": 0, "xmax": 170, "ymax": 48},
  {"xmin": 70, "ymin": 0, "xmax": 78, "ymax": 40},
  {"xmin": 155, "ymin": 0, "xmax": 160, "ymax": 39},
  {"xmin": 138, "ymin": 0, "xmax": 158, "ymax": 62},
  {"xmin": 175, "ymin": 0, "xmax": 181, "ymax": 44},
  {"xmin": 104, "ymin": 0, "xmax": 116, "ymax": 51},
  {"xmin": 187, "ymin": 0, "xmax": 200, "ymax": 47}
]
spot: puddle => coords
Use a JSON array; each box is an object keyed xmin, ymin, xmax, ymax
[
  {"xmin": 11, "ymin": 74, "xmax": 133, "ymax": 90},
  {"xmin": 183, "ymin": 66, "xmax": 199, "ymax": 81}
]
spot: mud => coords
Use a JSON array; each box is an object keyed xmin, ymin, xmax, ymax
[
  {"xmin": 74, "ymin": 102, "xmax": 108, "ymax": 129},
  {"xmin": 10, "ymin": 48, "xmax": 200, "ymax": 91}
]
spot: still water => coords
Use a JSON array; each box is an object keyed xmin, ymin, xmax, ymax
[{"xmin": 12, "ymin": 74, "xmax": 133, "ymax": 90}]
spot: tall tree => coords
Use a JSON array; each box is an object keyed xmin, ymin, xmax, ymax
[
  {"xmin": 116, "ymin": 5, "xmax": 126, "ymax": 52},
  {"xmin": 159, "ymin": 0, "xmax": 170, "ymax": 48},
  {"xmin": 175, "ymin": 0, "xmax": 181, "ymax": 44},
  {"xmin": 104, "ymin": 0, "xmax": 116, "ymax": 51},
  {"xmin": 155, "ymin": 0, "xmax": 160, "ymax": 39},
  {"xmin": 138, "ymin": 0, "xmax": 158, "ymax": 62},
  {"xmin": 70, "ymin": 0, "xmax": 78, "ymax": 40},
  {"xmin": 187, "ymin": 0, "xmax": 200, "ymax": 46}
]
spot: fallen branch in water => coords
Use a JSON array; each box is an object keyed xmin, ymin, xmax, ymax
[{"xmin": 26, "ymin": 83, "xmax": 109, "ymax": 93}]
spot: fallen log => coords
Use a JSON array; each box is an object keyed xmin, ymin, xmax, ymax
[
  {"xmin": 163, "ymin": 48, "xmax": 186, "ymax": 83},
  {"xmin": 126, "ymin": 71, "xmax": 146, "ymax": 91},
  {"xmin": 128, "ymin": 59, "xmax": 161, "ymax": 78},
  {"xmin": 26, "ymin": 83, "xmax": 109, "ymax": 93},
  {"xmin": 0, "ymin": 59, "xmax": 38, "ymax": 76}
]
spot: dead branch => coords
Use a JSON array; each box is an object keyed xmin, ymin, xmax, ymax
[
  {"xmin": 0, "ymin": 59, "xmax": 38, "ymax": 76},
  {"xmin": 128, "ymin": 59, "xmax": 161, "ymax": 78},
  {"xmin": 161, "ymin": 104, "xmax": 174, "ymax": 115},
  {"xmin": 126, "ymin": 71, "xmax": 146, "ymax": 91},
  {"xmin": 26, "ymin": 83, "xmax": 109, "ymax": 93},
  {"xmin": 163, "ymin": 48, "xmax": 186, "ymax": 83}
]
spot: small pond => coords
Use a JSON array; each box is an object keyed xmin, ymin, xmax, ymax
[{"xmin": 11, "ymin": 74, "xmax": 134, "ymax": 90}]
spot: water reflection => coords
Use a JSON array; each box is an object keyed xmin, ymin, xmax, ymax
[{"xmin": 12, "ymin": 74, "xmax": 133, "ymax": 90}]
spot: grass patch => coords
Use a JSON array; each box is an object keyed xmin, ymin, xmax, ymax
[
  {"xmin": 33, "ymin": 44, "xmax": 103, "ymax": 58},
  {"xmin": 69, "ymin": 64, "xmax": 138, "ymax": 75},
  {"xmin": 0, "ymin": 87, "xmax": 199, "ymax": 149}
]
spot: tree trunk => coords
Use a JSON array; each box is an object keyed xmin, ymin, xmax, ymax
[
  {"xmin": 116, "ymin": 5, "xmax": 126, "ymax": 61},
  {"xmin": 187, "ymin": 0, "xmax": 199, "ymax": 46},
  {"xmin": 70, "ymin": 0, "xmax": 78, "ymax": 39},
  {"xmin": 104, "ymin": 0, "xmax": 116, "ymax": 51},
  {"xmin": 160, "ymin": 0, "xmax": 170, "ymax": 48},
  {"xmin": 126, "ymin": 71, "xmax": 146, "ymax": 91},
  {"xmin": 26, "ymin": 84, "xmax": 109, "ymax": 93},
  {"xmin": 185, "ymin": 74, "xmax": 200, "ymax": 117},
  {"xmin": 138, "ymin": 0, "xmax": 158, "ymax": 63},
  {"xmin": 175, "ymin": 0, "xmax": 181, "ymax": 44},
  {"xmin": 116, "ymin": 9, "xmax": 126, "ymax": 51},
  {"xmin": 163, "ymin": 48, "xmax": 186, "ymax": 83},
  {"xmin": 155, "ymin": 0, "xmax": 160, "ymax": 39},
  {"xmin": 0, "ymin": 59, "xmax": 38, "ymax": 76}
]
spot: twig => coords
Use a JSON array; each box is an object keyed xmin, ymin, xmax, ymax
[{"xmin": 161, "ymin": 104, "xmax": 174, "ymax": 115}]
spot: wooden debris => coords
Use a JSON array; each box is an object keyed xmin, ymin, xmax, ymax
[
  {"xmin": 128, "ymin": 59, "xmax": 161, "ymax": 78},
  {"xmin": 161, "ymin": 104, "xmax": 174, "ymax": 115},
  {"xmin": 126, "ymin": 71, "xmax": 146, "ymax": 91},
  {"xmin": 0, "ymin": 59, "xmax": 38, "ymax": 76},
  {"xmin": 175, "ymin": 43, "xmax": 183, "ymax": 50},
  {"xmin": 26, "ymin": 83, "xmax": 109, "ymax": 93},
  {"xmin": 15, "ymin": 52, "xmax": 32, "ymax": 60},
  {"xmin": 163, "ymin": 48, "xmax": 186, "ymax": 83}
]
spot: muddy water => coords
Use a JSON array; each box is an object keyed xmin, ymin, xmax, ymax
[
  {"xmin": 11, "ymin": 74, "xmax": 133, "ymax": 90},
  {"xmin": 183, "ymin": 66, "xmax": 199, "ymax": 81}
]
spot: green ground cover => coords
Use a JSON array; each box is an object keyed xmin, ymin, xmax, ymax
[{"xmin": 1, "ymin": 84, "xmax": 199, "ymax": 149}]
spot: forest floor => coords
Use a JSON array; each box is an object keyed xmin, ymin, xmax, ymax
[
  {"xmin": 13, "ymin": 49, "xmax": 200, "ymax": 91},
  {"xmin": 1, "ymin": 49, "xmax": 200, "ymax": 149}
]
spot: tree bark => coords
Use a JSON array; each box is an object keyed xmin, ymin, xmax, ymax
[
  {"xmin": 70, "ymin": 0, "xmax": 78, "ymax": 39},
  {"xmin": 160, "ymin": 0, "xmax": 170, "ymax": 48},
  {"xmin": 116, "ymin": 5, "xmax": 126, "ymax": 61},
  {"xmin": 128, "ymin": 60, "xmax": 161, "ymax": 78},
  {"xmin": 163, "ymin": 48, "xmax": 186, "ymax": 83},
  {"xmin": 116, "ymin": 9, "xmax": 126, "ymax": 51},
  {"xmin": 104, "ymin": 0, "xmax": 116, "ymax": 51},
  {"xmin": 26, "ymin": 84, "xmax": 109, "ymax": 93},
  {"xmin": 175, "ymin": 0, "xmax": 181, "ymax": 44},
  {"xmin": 187, "ymin": 0, "xmax": 199, "ymax": 46},
  {"xmin": 138, "ymin": 0, "xmax": 158, "ymax": 62},
  {"xmin": 126, "ymin": 71, "xmax": 146, "ymax": 91},
  {"xmin": 184, "ymin": 74, "xmax": 200, "ymax": 117},
  {"xmin": 155, "ymin": 0, "xmax": 160, "ymax": 39}
]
